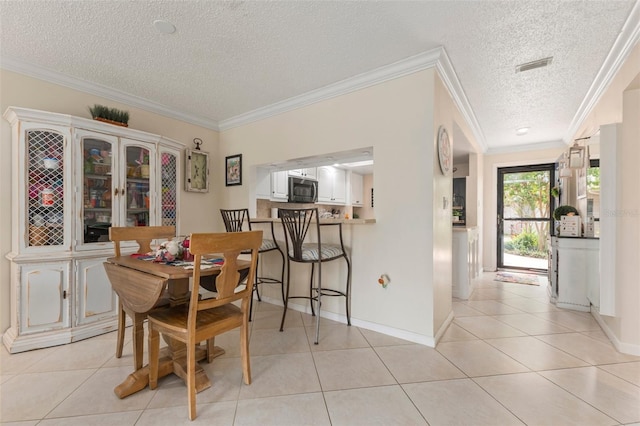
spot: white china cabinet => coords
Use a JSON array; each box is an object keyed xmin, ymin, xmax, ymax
[{"xmin": 3, "ymin": 107, "xmax": 181, "ymax": 353}]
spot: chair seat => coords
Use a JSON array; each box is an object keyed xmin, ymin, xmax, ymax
[
  {"xmin": 148, "ymin": 303, "xmax": 244, "ymax": 336},
  {"xmin": 241, "ymin": 238, "xmax": 278, "ymax": 253},
  {"xmin": 290, "ymin": 243, "xmax": 345, "ymax": 261}
]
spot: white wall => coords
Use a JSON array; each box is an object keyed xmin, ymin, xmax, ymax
[{"xmin": 0, "ymin": 70, "xmax": 220, "ymax": 334}]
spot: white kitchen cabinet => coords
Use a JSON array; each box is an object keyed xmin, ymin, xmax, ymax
[
  {"xmin": 256, "ymin": 167, "xmax": 271, "ymax": 199},
  {"xmin": 3, "ymin": 107, "xmax": 182, "ymax": 353},
  {"xmin": 317, "ymin": 166, "xmax": 346, "ymax": 204},
  {"xmin": 351, "ymin": 172, "xmax": 364, "ymax": 206},
  {"xmin": 548, "ymin": 236, "xmax": 599, "ymax": 312},
  {"xmin": 289, "ymin": 167, "xmax": 317, "ymax": 179},
  {"xmin": 271, "ymin": 170, "xmax": 289, "ymax": 201}
]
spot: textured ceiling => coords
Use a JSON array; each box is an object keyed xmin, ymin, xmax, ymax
[{"xmin": 0, "ymin": 0, "xmax": 637, "ymax": 154}]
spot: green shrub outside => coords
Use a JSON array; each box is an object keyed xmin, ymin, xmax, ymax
[{"xmin": 504, "ymin": 231, "xmax": 547, "ymax": 259}]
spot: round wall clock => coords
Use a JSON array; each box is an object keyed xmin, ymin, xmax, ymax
[{"xmin": 437, "ymin": 125, "xmax": 452, "ymax": 175}]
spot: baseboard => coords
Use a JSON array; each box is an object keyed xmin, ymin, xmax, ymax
[{"xmin": 591, "ymin": 310, "xmax": 640, "ymax": 356}]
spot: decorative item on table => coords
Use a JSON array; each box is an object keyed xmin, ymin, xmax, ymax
[
  {"xmin": 88, "ymin": 104, "xmax": 130, "ymax": 127},
  {"xmin": 154, "ymin": 236, "xmax": 192, "ymax": 262},
  {"xmin": 553, "ymin": 205, "xmax": 580, "ymax": 237}
]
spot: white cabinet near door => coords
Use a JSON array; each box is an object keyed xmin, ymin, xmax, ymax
[
  {"xmin": 317, "ymin": 166, "xmax": 346, "ymax": 204},
  {"xmin": 351, "ymin": 172, "xmax": 364, "ymax": 206}
]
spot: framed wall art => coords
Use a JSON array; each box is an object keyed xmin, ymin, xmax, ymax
[
  {"xmin": 185, "ymin": 148, "xmax": 209, "ymax": 193},
  {"xmin": 225, "ymin": 154, "xmax": 242, "ymax": 186}
]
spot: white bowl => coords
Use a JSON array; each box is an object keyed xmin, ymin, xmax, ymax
[{"xmin": 43, "ymin": 158, "xmax": 59, "ymax": 169}]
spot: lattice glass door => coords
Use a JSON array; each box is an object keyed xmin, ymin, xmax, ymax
[
  {"xmin": 27, "ymin": 130, "xmax": 65, "ymax": 247},
  {"xmin": 160, "ymin": 150, "xmax": 178, "ymax": 227}
]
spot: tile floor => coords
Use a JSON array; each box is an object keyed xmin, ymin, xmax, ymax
[{"xmin": 1, "ymin": 272, "xmax": 640, "ymax": 425}]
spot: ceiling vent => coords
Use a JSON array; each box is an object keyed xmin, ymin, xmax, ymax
[{"xmin": 515, "ymin": 57, "xmax": 553, "ymax": 73}]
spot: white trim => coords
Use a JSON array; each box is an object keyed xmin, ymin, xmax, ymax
[
  {"xmin": 0, "ymin": 56, "xmax": 220, "ymax": 131},
  {"xmin": 591, "ymin": 310, "xmax": 640, "ymax": 356},
  {"xmin": 564, "ymin": 0, "xmax": 640, "ymax": 143}
]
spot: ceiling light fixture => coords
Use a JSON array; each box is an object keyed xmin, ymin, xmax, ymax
[
  {"xmin": 516, "ymin": 127, "xmax": 530, "ymax": 136},
  {"xmin": 153, "ymin": 20, "xmax": 176, "ymax": 34},
  {"xmin": 515, "ymin": 56, "xmax": 553, "ymax": 73}
]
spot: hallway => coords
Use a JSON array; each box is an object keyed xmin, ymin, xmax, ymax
[{"xmin": 1, "ymin": 272, "xmax": 639, "ymax": 425}]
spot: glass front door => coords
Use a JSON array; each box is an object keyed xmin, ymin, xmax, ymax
[{"xmin": 497, "ymin": 164, "xmax": 555, "ymax": 272}]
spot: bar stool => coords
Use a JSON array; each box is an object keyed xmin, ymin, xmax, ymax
[
  {"xmin": 220, "ymin": 209, "xmax": 285, "ymax": 319},
  {"xmin": 278, "ymin": 208, "xmax": 351, "ymax": 344}
]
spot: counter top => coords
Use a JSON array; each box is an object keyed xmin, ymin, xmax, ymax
[{"xmin": 252, "ymin": 218, "xmax": 376, "ymax": 225}]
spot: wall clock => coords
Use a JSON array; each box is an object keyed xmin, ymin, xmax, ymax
[
  {"xmin": 437, "ymin": 125, "xmax": 452, "ymax": 175},
  {"xmin": 185, "ymin": 149, "xmax": 209, "ymax": 192}
]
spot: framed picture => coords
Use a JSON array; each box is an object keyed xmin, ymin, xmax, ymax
[
  {"xmin": 185, "ymin": 149, "xmax": 209, "ymax": 193},
  {"xmin": 225, "ymin": 154, "xmax": 242, "ymax": 186}
]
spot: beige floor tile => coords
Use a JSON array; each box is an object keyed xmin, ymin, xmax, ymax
[
  {"xmin": 313, "ymin": 347, "xmax": 396, "ymax": 391},
  {"xmin": 582, "ymin": 329, "xmax": 614, "ymax": 344},
  {"xmin": 135, "ymin": 400, "xmax": 237, "ymax": 425},
  {"xmin": 251, "ymin": 307, "xmax": 304, "ymax": 330},
  {"xmin": 238, "ymin": 352, "xmax": 320, "ymax": 399},
  {"xmin": 324, "ymin": 385, "xmax": 427, "ymax": 425},
  {"xmin": 491, "ymin": 313, "xmax": 573, "ymax": 335},
  {"xmin": 0, "ymin": 369, "xmax": 95, "ymax": 422},
  {"xmin": 0, "ymin": 344, "xmax": 59, "ymax": 374},
  {"xmin": 374, "ymin": 344, "xmax": 465, "ymax": 383},
  {"xmin": 300, "ymin": 311, "xmax": 344, "ymax": 328},
  {"xmin": 452, "ymin": 301, "xmax": 485, "ymax": 317},
  {"xmin": 403, "ymin": 378, "xmax": 524, "ymax": 426},
  {"xmin": 540, "ymin": 366, "xmax": 640, "ymax": 424},
  {"xmin": 46, "ymin": 366, "xmax": 155, "ymax": 418},
  {"xmin": 468, "ymin": 288, "xmax": 523, "ymax": 301},
  {"xmin": 485, "ymin": 336, "xmax": 589, "ymax": 370},
  {"xmin": 463, "ymin": 300, "xmax": 525, "ymax": 315},
  {"xmin": 146, "ymin": 357, "xmax": 243, "ymax": 409},
  {"xmin": 305, "ymin": 324, "xmax": 369, "ymax": 351},
  {"xmin": 235, "ymin": 392, "xmax": 331, "ymax": 425},
  {"xmin": 24, "ymin": 337, "xmax": 116, "ymax": 372},
  {"xmin": 250, "ymin": 326, "xmax": 310, "ymax": 355},
  {"xmin": 536, "ymin": 333, "xmax": 640, "ymax": 365},
  {"xmin": 1, "ymin": 421, "xmax": 39, "ymax": 426},
  {"xmin": 439, "ymin": 322, "xmax": 479, "ymax": 342},
  {"xmin": 453, "ymin": 316, "xmax": 526, "ymax": 339},
  {"xmin": 598, "ymin": 361, "xmax": 640, "ymax": 386},
  {"xmin": 358, "ymin": 328, "xmax": 414, "ymax": 347},
  {"xmin": 436, "ymin": 340, "xmax": 529, "ymax": 377},
  {"xmin": 499, "ymin": 296, "xmax": 562, "ymax": 313},
  {"xmin": 474, "ymin": 372, "xmax": 617, "ymax": 425},
  {"xmin": 533, "ymin": 310, "xmax": 601, "ymax": 331},
  {"xmin": 37, "ymin": 411, "xmax": 141, "ymax": 425}
]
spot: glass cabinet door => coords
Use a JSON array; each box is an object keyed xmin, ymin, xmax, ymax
[
  {"xmin": 122, "ymin": 142, "xmax": 155, "ymax": 228},
  {"xmin": 79, "ymin": 132, "xmax": 117, "ymax": 245},
  {"xmin": 27, "ymin": 129, "xmax": 65, "ymax": 247}
]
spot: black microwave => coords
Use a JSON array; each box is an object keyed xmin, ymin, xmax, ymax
[{"xmin": 288, "ymin": 176, "xmax": 318, "ymax": 203}]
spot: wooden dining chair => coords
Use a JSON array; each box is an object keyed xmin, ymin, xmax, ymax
[
  {"xmin": 278, "ymin": 208, "xmax": 351, "ymax": 345},
  {"xmin": 220, "ymin": 208, "xmax": 285, "ymax": 319},
  {"xmin": 108, "ymin": 225, "xmax": 175, "ymax": 368},
  {"xmin": 147, "ymin": 230, "xmax": 262, "ymax": 421}
]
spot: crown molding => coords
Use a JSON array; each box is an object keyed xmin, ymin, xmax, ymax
[
  {"xmin": 219, "ymin": 48, "xmax": 443, "ymax": 131},
  {"xmin": 0, "ymin": 55, "xmax": 220, "ymax": 131},
  {"xmin": 435, "ymin": 48, "xmax": 487, "ymax": 153},
  {"xmin": 565, "ymin": 0, "xmax": 640, "ymax": 143},
  {"xmin": 485, "ymin": 139, "xmax": 567, "ymax": 156}
]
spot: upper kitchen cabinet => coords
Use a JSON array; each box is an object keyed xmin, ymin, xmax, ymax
[
  {"xmin": 351, "ymin": 172, "xmax": 364, "ymax": 206},
  {"xmin": 317, "ymin": 166, "xmax": 346, "ymax": 204},
  {"xmin": 271, "ymin": 170, "xmax": 289, "ymax": 201},
  {"xmin": 2, "ymin": 107, "xmax": 182, "ymax": 353},
  {"xmin": 288, "ymin": 167, "xmax": 317, "ymax": 179}
]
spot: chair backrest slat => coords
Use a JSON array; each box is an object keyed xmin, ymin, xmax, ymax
[
  {"xmin": 220, "ymin": 209, "xmax": 251, "ymax": 232},
  {"xmin": 109, "ymin": 226, "xmax": 176, "ymax": 256},
  {"xmin": 279, "ymin": 208, "xmax": 319, "ymax": 261},
  {"xmin": 188, "ymin": 231, "xmax": 262, "ymax": 325}
]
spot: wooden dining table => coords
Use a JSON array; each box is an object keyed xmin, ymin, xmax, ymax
[{"xmin": 105, "ymin": 255, "xmax": 250, "ymax": 399}]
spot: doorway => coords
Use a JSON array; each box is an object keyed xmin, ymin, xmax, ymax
[{"xmin": 497, "ymin": 164, "xmax": 555, "ymax": 272}]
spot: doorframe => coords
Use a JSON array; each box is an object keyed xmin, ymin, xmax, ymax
[{"xmin": 496, "ymin": 163, "xmax": 556, "ymax": 272}]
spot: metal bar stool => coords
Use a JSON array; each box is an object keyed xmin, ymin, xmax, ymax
[
  {"xmin": 220, "ymin": 209, "xmax": 285, "ymax": 319},
  {"xmin": 278, "ymin": 207, "xmax": 351, "ymax": 344}
]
